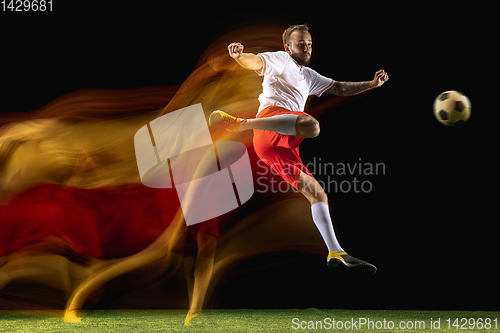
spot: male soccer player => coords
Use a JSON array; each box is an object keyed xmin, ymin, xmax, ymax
[{"xmin": 210, "ymin": 24, "xmax": 388, "ymax": 276}]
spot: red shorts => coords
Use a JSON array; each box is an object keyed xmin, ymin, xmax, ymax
[{"xmin": 252, "ymin": 106, "xmax": 314, "ymax": 189}]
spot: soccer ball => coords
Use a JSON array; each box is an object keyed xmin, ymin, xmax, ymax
[{"xmin": 433, "ymin": 91, "xmax": 471, "ymax": 126}]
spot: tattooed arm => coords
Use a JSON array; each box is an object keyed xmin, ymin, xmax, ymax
[
  {"xmin": 326, "ymin": 81, "xmax": 374, "ymax": 96},
  {"xmin": 325, "ymin": 69, "xmax": 389, "ymax": 96}
]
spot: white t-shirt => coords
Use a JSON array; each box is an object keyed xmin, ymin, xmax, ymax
[{"xmin": 255, "ymin": 51, "xmax": 334, "ymax": 115}]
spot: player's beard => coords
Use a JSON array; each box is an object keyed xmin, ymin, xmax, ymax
[{"xmin": 290, "ymin": 51, "xmax": 311, "ymax": 66}]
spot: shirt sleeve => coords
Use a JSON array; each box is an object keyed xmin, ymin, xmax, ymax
[
  {"xmin": 255, "ymin": 51, "xmax": 287, "ymax": 76},
  {"xmin": 307, "ymin": 68, "xmax": 335, "ymax": 97}
]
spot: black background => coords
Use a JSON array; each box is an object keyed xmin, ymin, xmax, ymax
[{"xmin": 1, "ymin": 2, "xmax": 495, "ymax": 311}]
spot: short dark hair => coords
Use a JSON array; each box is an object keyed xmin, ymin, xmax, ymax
[{"xmin": 282, "ymin": 24, "xmax": 309, "ymax": 46}]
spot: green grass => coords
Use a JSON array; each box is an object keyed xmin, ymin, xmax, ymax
[{"xmin": 0, "ymin": 309, "xmax": 499, "ymax": 332}]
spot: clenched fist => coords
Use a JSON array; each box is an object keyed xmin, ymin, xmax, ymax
[
  {"xmin": 370, "ymin": 70, "xmax": 389, "ymax": 88},
  {"xmin": 228, "ymin": 42, "xmax": 244, "ymax": 60}
]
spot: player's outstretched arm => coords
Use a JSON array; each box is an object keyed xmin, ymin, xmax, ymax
[
  {"xmin": 326, "ymin": 69, "xmax": 389, "ymax": 96},
  {"xmin": 228, "ymin": 42, "xmax": 263, "ymax": 72}
]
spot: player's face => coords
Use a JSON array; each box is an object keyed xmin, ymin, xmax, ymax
[{"xmin": 286, "ymin": 31, "xmax": 312, "ymax": 66}]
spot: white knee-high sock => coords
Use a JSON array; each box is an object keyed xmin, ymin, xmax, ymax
[
  {"xmin": 311, "ymin": 201, "xmax": 344, "ymax": 253},
  {"xmin": 238, "ymin": 114, "xmax": 298, "ymax": 135}
]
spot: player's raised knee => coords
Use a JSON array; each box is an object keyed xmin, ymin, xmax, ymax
[
  {"xmin": 309, "ymin": 119, "xmax": 320, "ymax": 137},
  {"xmin": 296, "ymin": 116, "xmax": 320, "ymax": 138}
]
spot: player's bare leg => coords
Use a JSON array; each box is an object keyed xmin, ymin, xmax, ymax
[
  {"xmin": 184, "ymin": 232, "xmax": 217, "ymax": 326},
  {"xmin": 297, "ymin": 171, "xmax": 377, "ymax": 276}
]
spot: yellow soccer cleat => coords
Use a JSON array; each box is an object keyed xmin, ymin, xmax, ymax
[
  {"xmin": 327, "ymin": 250, "xmax": 377, "ymax": 276},
  {"xmin": 209, "ymin": 110, "xmax": 244, "ymax": 132}
]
